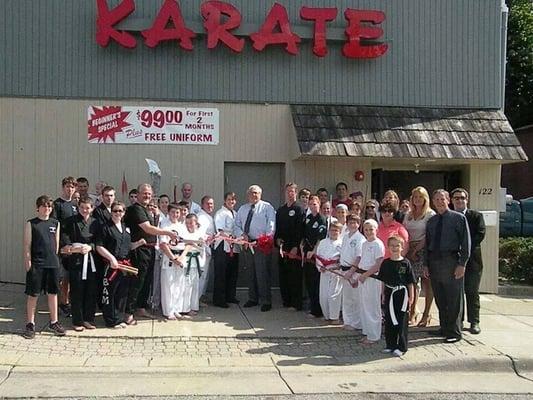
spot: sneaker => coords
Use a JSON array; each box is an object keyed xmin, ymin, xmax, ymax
[
  {"xmin": 22, "ymin": 323, "xmax": 35, "ymax": 339},
  {"xmin": 392, "ymin": 349, "xmax": 404, "ymax": 357},
  {"xmin": 59, "ymin": 303, "xmax": 72, "ymax": 317},
  {"xmin": 46, "ymin": 321, "xmax": 66, "ymax": 336},
  {"xmin": 445, "ymin": 336, "xmax": 461, "ymax": 343},
  {"xmin": 381, "ymin": 348, "xmax": 393, "ymax": 353}
]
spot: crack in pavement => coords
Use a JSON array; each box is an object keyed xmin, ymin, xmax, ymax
[
  {"xmin": 0, "ymin": 365, "xmax": 14, "ymax": 387},
  {"xmin": 270, "ymin": 355, "xmax": 295, "ymax": 395},
  {"xmin": 506, "ymin": 354, "xmax": 533, "ymax": 383}
]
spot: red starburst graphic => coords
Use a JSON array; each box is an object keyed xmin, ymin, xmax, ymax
[{"xmin": 88, "ymin": 106, "xmax": 131, "ymax": 143}]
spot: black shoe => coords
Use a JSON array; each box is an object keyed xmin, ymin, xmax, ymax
[
  {"xmin": 428, "ymin": 329, "xmax": 444, "ymax": 337},
  {"xmin": 22, "ymin": 323, "xmax": 35, "ymax": 339},
  {"xmin": 59, "ymin": 303, "xmax": 72, "ymax": 318},
  {"xmin": 444, "ymin": 336, "xmax": 461, "ymax": 343},
  {"xmin": 214, "ymin": 303, "xmax": 229, "ymax": 308},
  {"xmin": 470, "ymin": 323, "xmax": 481, "ymax": 334},
  {"xmin": 227, "ymin": 298, "xmax": 240, "ymax": 304},
  {"xmin": 260, "ymin": 304, "xmax": 272, "ymax": 312},
  {"xmin": 243, "ymin": 301, "xmax": 258, "ymax": 308},
  {"xmin": 46, "ymin": 321, "xmax": 66, "ymax": 336}
]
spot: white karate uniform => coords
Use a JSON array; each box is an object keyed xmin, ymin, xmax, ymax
[
  {"xmin": 159, "ymin": 221, "xmax": 184, "ymax": 318},
  {"xmin": 358, "ymin": 238, "xmax": 385, "ymax": 341},
  {"xmin": 340, "ymin": 230, "xmax": 365, "ymax": 329},
  {"xmin": 196, "ymin": 209, "xmax": 215, "ymax": 296},
  {"xmin": 177, "ymin": 228, "xmax": 206, "ymax": 313},
  {"xmin": 316, "ymin": 237, "xmax": 343, "ymax": 320}
]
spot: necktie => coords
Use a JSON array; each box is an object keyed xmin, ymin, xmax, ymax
[
  {"xmin": 244, "ymin": 204, "xmax": 255, "ymax": 235},
  {"xmin": 434, "ymin": 214, "xmax": 443, "ymax": 254}
]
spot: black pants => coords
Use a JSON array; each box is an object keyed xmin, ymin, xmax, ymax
[
  {"xmin": 126, "ymin": 247, "xmax": 155, "ymax": 314},
  {"xmin": 69, "ymin": 265, "xmax": 97, "ymax": 326},
  {"xmin": 464, "ymin": 248, "xmax": 483, "ymax": 324},
  {"xmin": 384, "ymin": 290, "xmax": 409, "ymax": 352},
  {"xmin": 102, "ymin": 267, "xmax": 131, "ymax": 327},
  {"xmin": 279, "ymin": 256, "xmax": 303, "ymax": 310},
  {"xmin": 94, "ymin": 255, "xmax": 105, "ymax": 310},
  {"xmin": 304, "ymin": 262, "xmax": 322, "ymax": 317},
  {"xmin": 212, "ymin": 245, "xmax": 239, "ymax": 305},
  {"xmin": 429, "ymin": 254, "xmax": 464, "ymax": 339}
]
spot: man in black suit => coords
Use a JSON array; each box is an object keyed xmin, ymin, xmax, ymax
[{"xmin": 451, "ymin": 188, "xmax": 486, "ymax": 334}]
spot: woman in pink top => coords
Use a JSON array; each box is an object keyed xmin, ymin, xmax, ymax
[{"xmin": 377, "ymin": 204, "xmax": 409, "ymax": 259}]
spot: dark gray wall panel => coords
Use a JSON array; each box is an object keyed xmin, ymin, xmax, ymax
[{"xmin": 0, "ymin": 0, "xmax": 503, "ymax": 107}]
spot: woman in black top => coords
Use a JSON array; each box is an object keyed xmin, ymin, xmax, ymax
[
  {"xmin": 96, "ymin": 201, "xmax": 145, "ymax": 328},
  {"xmin": 301, "ymin": 195, "xmax": 327, "ymax": 318}
]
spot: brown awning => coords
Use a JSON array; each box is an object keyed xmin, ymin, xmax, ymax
[{"xmin": 291, "ymin": 105, "xmax": 527, "ymax": 162}]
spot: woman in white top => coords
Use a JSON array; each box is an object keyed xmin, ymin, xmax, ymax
[{"xmin": 403, "ymin": 186, "xmax": 436, "ymax": 326}]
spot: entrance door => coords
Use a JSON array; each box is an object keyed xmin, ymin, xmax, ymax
[
  {"xmin": 371, "ymin": 169, "xmax": 462, "ymax": 201},
  {"xmin": 224, "ymin": 162, "xmax": 284, "ymax": 288}
]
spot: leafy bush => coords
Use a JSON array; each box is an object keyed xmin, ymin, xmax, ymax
[{"xmin": 499, "ymin": 237, "xmax": 533, "ymax": 284}]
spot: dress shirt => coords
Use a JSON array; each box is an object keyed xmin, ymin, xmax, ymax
[
  {"xmin": 234, "ymin": 200, "xmax": 276, "ymax": 240},
  {"xmin": 214, "ymin": 206, "xmax": 239, "ymax": 253},
  {"xmin": 424, "ymin": 209, "xmax": 471, "ymax": 266}
]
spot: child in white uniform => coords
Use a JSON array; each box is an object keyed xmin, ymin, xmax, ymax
[
  {"xmin": 177, "ymin": 214, "xmax": 207, "ymax": 316},
  {"xmin": 357, "ymin": 219, "xmax": 385, "ymax": 344},
  {"xmin": 316, "ymin": 222, "xmax": 343, "ymax": 323},
  {"xmin": 159, "ymin": 204, "xmax": 185, "ymax": 320},
  {"xmin": 340, "ymin": 214, "xmax": 365, "ymax": 330}
]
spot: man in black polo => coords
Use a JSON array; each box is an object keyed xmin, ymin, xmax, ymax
[
  {"xmin": 124, "ymin": 183, "xmax": 178, "ymax": 321},
  {"xmin": 423, "ymin": 189, "xmax": 471, "ymax": 343},
  {"xmin": 451, "ymin": 188, "xmax": 486, "ymax": 334},
  {"xmin": 275, "ymin": 183, "xmax": 305, "ymax": 310}
]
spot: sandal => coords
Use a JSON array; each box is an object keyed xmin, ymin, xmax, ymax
[
  {"xmin": 125, "ymin": 315, "xmax": 138, "ymax": 326},
  {"xmin": 417, "ymin": 314, "xmax": 432, "ymax": 328}
]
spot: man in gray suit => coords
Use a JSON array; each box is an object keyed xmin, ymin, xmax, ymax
[{"xmin": 234, "ymin": 185, "xmax": 276, "ymax": 312}]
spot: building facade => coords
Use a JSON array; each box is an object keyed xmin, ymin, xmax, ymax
[{"xmin": 0, "ymin": 0, "xmax": 526, "ymax": 291}]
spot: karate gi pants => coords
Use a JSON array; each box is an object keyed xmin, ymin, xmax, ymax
[
  {"xmin": 359, "ymin": 277, "xmax": 382, "ymax": 341},
  {"xmin": 151, "ymin": 250, "xmax": 162, "ymax": 310},
  {"xmin": 69, "ymin": 265, "xmax": 97, "ymax": 326},
  {"xmin": 101, "ymin": 268, "xmax": 131, "ymax": 327},
  {"xmin": 278, "ymin": 256, "xmax": 303, "ymax": 310},
  {"xmin": 126, "ymin": 247, "xmax": 155, "ymax": 315},
  {"xmin": 342, "ymin": 280, "xmax": 361, "ymax": 328},
  {"xmin": 160, "ymin": 261, "xmax": 184, "ymax": 317},
  {"xmin": 319, "ymin": 271, "xmax": 343, "ymax": 320},
  {"xmin": 242, "ymin": 248, "xmax": 272, "ymax": 305},
  {"xmin": 212, "ymin": 245, "xmax": 239, "ymax": 305},
  {"xmin": 178, "ymin": 267, "xmax": 200, "ymax": 313},
  {"xmin": 384, "ymin": 290, "xmax": 409, "ymax": 352},
  {"xmin": 304, "ymin": 262, "xmax": 322, "ymax": 317},
  {"xmin": 429, "ymin": 253, "xmax": 464, "ymax": 340},
  {"xmin": 198, "ymin": 253, "xmax": 212, "ymax": 297}
]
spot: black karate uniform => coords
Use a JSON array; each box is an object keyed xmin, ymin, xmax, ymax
[
  {"xmin": 96, "ymin": 220, "xmax": 133, "ymax": 327},
  {"xmin": 124, "ymin": 203, "xmax": 156, "ymax": 314},
  {"xmin": 377, "ymin": 258, "xmax": 416, "ymax": 353},
  {"xmin": 275, "ymin": 202, "xmax": 305, "ymax": 309},
  {"xmin": 61, "ymin": 215, "xmax": 99, "ymax": 326},
  {"xmin": 302, "ymin": 213, "xmax": 327, "ymax": 317},
  {"xmin": 93, "ymin": 203, "xmax": 113, "ymax": 309},
  {"xmin": 51, "ymin": 197, "xmax": 78, "ymax": 280}
]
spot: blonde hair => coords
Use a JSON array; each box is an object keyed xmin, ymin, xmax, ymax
[{"xmin": 408, "ymin": 186, "xmax": 430, "ymax": 220}]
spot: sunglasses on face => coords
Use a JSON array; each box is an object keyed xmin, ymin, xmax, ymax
[
  {"xmin": 366, "ymin": 206, "xmax": 375, "ymax": 209},
  {"xmin": 112, "ymin": 209, "xmax": 125, "ymax": 213}
]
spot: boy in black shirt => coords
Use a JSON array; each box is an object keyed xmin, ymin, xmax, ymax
[
  {"xmin": 377, "ymin": 235, "xmax": 415, "ymax": 356},
  {"xmin": 23, "ymin": 195, "xmax": 66, "ymax": 339}
]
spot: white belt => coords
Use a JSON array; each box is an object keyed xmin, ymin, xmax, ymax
[
  {"xmin": 385, "ymin": 284, "xmax": 408, "ymax": 326},
  {"xmin": 73, "ymin": 242, "xmax": 96, "ymax": 281}
]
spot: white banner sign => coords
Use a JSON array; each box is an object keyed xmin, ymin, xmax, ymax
[{"xmin": 88, "ymin": 106, "xmax": 219, "ymax": 145}]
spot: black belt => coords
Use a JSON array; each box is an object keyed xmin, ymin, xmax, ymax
[{"xmin": 341, "ymin": 266, "xmax": 352, "ymax": 271}]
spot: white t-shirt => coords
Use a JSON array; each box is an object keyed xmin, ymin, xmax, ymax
[
  {"xmin": 359, "ymin": 238, "xmax": 385, "ymax": 270},
  {"xmin": 403, "ymin": 210, "xmax": 436, "ymax": 242}
]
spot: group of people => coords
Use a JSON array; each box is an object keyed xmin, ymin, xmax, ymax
[{"xmin": 23, "ymin": 177, "xmax": 486, "ymax": 356}]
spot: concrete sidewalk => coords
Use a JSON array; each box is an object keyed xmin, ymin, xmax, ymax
[{"xmin": 0, "ymin": 282, "xmax": 532, "ymax": 397}]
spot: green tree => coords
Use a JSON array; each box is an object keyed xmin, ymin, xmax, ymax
[{"xmin": 505, "ymin": 0, "xmax": 533, "ymax": 128}]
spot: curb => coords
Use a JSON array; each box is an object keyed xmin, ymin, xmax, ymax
[{"xmin": 498, "ymin": 284, "xmax": 533, "ymax": 297}]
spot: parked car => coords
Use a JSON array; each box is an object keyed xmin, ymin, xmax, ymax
[{"xmin": 500, "ymin": 197, "xmax": 533, "ymax": 237}]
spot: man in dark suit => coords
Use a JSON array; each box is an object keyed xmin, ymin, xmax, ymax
[{"xmin": 451, "ymin": 188, "xmax": 486, "ymax": 334}]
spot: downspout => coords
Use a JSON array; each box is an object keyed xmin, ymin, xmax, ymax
[{"xmin": 501, "ymin": 0, "xmax": 509, "ymax": 111}]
